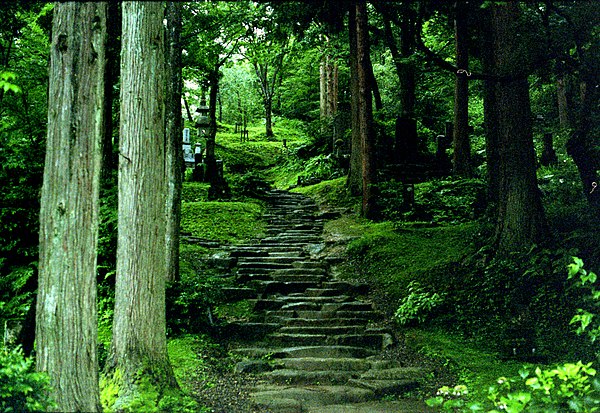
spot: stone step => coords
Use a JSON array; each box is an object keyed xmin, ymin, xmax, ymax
[
  {"xmin": 279, "ymin": 357, "xmax": 371, "ymax": 372},
  {"xmin": 238, "ymin": 262, "xmax": 292, "ymax": 272},
  {"xmin": 293, "ymin": 310, "xmax": 381, "ymax": 321},
  {"xmin": 261, "ymin": 369, "xmax": 357, "ymax": 385},
  {"xmin": 231, "ymin": 345, "xmax": 377, "ymax": 360},
  {"xmin": 229, "ymin": 246, "xmax": 305, "ymax": 256},
  {"xmin": 238, "ymin": 256, "xmax": 302, "ymax": 264},
  {"xmin": 284, "ymin": 318, "xmax": 370, "ymax": 327},
  {"xmin": 261, "ymin": 236, "xmax": 323, "ymax": 244},
  {"xmin": 272, "ymin": 268, "xmax": 327, "ymax": 276},
  {"xmin": 254, "ymin": 281, "xmax": 320, "ymax": 295},
  {"xmin": 321, "ymin": 302, "xmax": 374, "ymax": 312},
  {"xmin": 250, "ymin": 385, "xmax": 376, "ymax": 411},
  {"xmin": 280, "ymin": 325, "xmax": 366, "ymax": 335},
  {"xmin": 279, "ymin": 295, "xmax": 351, "ymax": 304},
  {"xmin": 270, "ymin": 274, "xmax": 326, "ymax": 283},
  {"xmin": 268, "ymin": 333, "xmax": 330, "ymax": 346},
  {"xmin": 303, "ymin": 288, "xmax": 347, "ymax": 297}
]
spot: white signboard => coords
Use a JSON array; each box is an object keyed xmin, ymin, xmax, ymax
[{"xmin": 183, "ymin": 128, "xmax": 191, "ymax": 144}]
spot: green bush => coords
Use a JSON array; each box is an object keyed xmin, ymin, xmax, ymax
[
  {"xmin": 0, "ymin": 346, "xmax": 55, "ymax": 412},
  {"xmin": 181, "ymin": 182, "xmax": 210, "ymax": 203},
  {"xmin": 427, "ymin": 258, "xmax": 600, "ymax": 413},
  {"xmin": 395, "ymin": 281, "xmax": 445, "ymax": 326},
  {"xmin": 228, "ymin": 171, "xmax": 271, "ymax": 199}
]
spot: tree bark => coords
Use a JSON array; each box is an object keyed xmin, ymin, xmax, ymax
[
  {"xmin": 347, "ymin": 5, "xmax": 362, "ymax": 196},
  {"xmin": 452, "ymin": 1, "xmax": 471, "ymax": 177},
  {"xmin": 487, "ymin": 3, "xmax": 548, "ymax": 254},
  {"xmin": 319, "ymin": 57, "xmax": 327, "ymax": 121},
  {"xmin": 355, "ymin": 2, "xmax": 377, "ymax": 218},
  {"xmin": 165, "ymin": 1, "xmax": 183, "ymax": 283},
  {"xmin": 108, "ymin": 2, "xmax": 177, "ymax": 408},
  {"xmin": 37, "ymin": 3, "xmax": 106, "ymax": 411}
]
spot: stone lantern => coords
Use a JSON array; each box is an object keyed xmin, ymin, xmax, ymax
[{"xmin": 195, "ymin": 96, "xmax": 210, "ymax": 139}]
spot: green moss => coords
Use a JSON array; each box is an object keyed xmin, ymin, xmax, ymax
[
  {"xmin": 292, "ymin": 177, "xmax": 359, "ymax": 211},
  {"xmin": 182, "ymin": 182, "xmax": 210, "ymax": 203},
  {"xmin": 180, "ymin": 201, "xmax": 265, "ymax": 243},
  {"xmin": 405, "ymin": 327, "xmax": 527, "ymax": 401},
  {"xmin": 342, "ymin": 219, "xmax": 478, "ymax": 299}
]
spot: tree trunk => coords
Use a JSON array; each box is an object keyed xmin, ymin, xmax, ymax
[
  {"xmin": 205, "ymin": 66, "xmax": 220, "ymax": 192},
  {"xmin": 37, "ymin": 3, "xmax": 106, "ymax": 411},
  {"xmin": 347, "ymin": 5, "xmax": 362, "ymax": 196},
  {"xmin": 319, "ymin": 57, "xmax": 327, "ymax": 121},
  {"xmin": 265, "ymin": 95, "xmax": 274, "ymax": 138},
  {"xmin": 165, "ymin": 1, "xmax": 183, "ymax": 283},
  {"xmin": 488, "ymin": 3, "xmax": 548, "ymax": 254},
  {"xmin": 355, "ymin": 2, "xmax": 377, "ymax": 218},
  {"xmin": 326, "ymin": 58, "xmax": 338, "ymax": 117},
  {"xmin": 452, "ymin": 1, "xmax": 471, "ymax": 177},
  {"xmin": 556, "ymin": 76, "xmax": 571, "ymax": 129},
  {"xmin": 108, "ymin": 2, "xmax": 177, "ymax": 408}
]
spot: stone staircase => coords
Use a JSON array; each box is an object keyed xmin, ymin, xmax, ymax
[{"xmin": 224, "ymin": 190, "xmax": 435, "ymax": 413}]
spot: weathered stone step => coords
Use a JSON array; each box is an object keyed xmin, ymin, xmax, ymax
[
  {"xmin": 261, "ymin": 369, "xmax": 357, "ymax": 385},
  {"xmin": 270, "ymin": 274, "xmax": 326, "ymax": 283},
  {"xmin": 321, "ymin": 302, "xmax": 374, "ymax": 312},
  {"xmin": 359, "ymin": 367, "xmax": 427, "ymax": 381},
  {"xmin": 268, "ymin": 333, "xmax": 331, "ymax": 346},
  {"xmin": 280, "ymin": 325, "xmax": 366, "ymax": 335},
  {"xmin": 250, "ymin": 385, "xmax": 376, "ymax": 411},
  {"xmin": 231, "ymin": 345, "xmax": 377, "ymax": 360},
  {"xmin": 272, "ymin": 268, "xmax": 326, "ymax": 276},
  {"xmin": 294, "ymin": 310, "xmax": 381, "ymax": 320},
  {"xmin": 279, "ymin": 357, "xmax": 371, "ymax": 372},
  {"xmin": 303, "ymin": 288, "xmax": 347, "ymax": 297},
  {"xmin": 229, "ymin": 246, "xmax": 305, "ymax": 256},
  {"xmin": 238, "ymin": 256, "xmax": 302, "ymax": 264},
  {"xmin": 279, "ymin": 295, "xmax": 351, "ymax": 304},
  {"xmin": 254, "ymin": 280, "xmax": 320, "ymax": 295},
  {"xmin": 238, "ymin": 262, "xmax": 293, "ymax": 271},
  {"xmin": 261, "ymin": 236, "xmax": 322, "ymax": 244},
  {"xmin": 284, "ymin": 318, "xmax": 370, "ymax": 327}
]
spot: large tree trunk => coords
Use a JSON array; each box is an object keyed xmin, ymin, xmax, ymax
[
  {"xmin": 108, "ymin": 2, "xmax": 177, "ymax": 408},
  {"xmin": 488, "ymin": 3, "xmax": 548, "ymax": 254},
  {"xmin": 347, "ymin": 5, "xmax": 362, "ymax": 196},
  {"xmin": 355, "ymin": 2, "xmax": 377, "ymax": 218},
  {"xmin": 319, "ymin": 58, "xmax": 327, "ymax": 121},
  {"xmin": 37, "ymin": 3, "xmax": 106, "ymax": 411},
  {"xmin": 452, "ymin": 1, "xmax": 471, "ymax": 177},
  {"xmin": 265, "ymin": 95, "xmax": 274, "ymax": 138},
  {"xmin": 165, "ymin": 1, "xmax": 183, "ymax": 283}
]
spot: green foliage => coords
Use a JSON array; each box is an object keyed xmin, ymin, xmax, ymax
[
  {"xmin": 428, "ymin": 362, "xmax": 600, "ymax": 413},
  {"xmin": 166, "ymin": 261, "xmax": 226, "ymax": 334},
  {"xmin": 428, "ymin": 258, "xmax": 600, "ymax": 412},
  {"xmin": 293, "ymin": 177, "xmax": 358, "ymax": 211},
  {"xmin": 408, "ymin": 179, "xmax": 487, "ymax": 224},
  {"xmin": 180, "ymin": 201, "xmax": 265, "ymax": 243},
  {"xmin": 395, "ymin": 281, "xmax": 445, "ymax": 326},
  {"xmin": 181, "ymin": 182, "xmax": 210, "ymax": 203},
  {"xmin": 0, "ymin": 264, "xmax": 34, "ymax": 324},
  {"xmin": 0, "ymin": 72, "xmax": 20, "ymax": 94},
  {"xmin": 344, "ymin": 221, "xmax": 477, "ymax": 302},
  {"xmin": 228, "ymin": 171, "xmax": 271, "ymax": 199},
  {"xmin": 450, "ymin": 247, "xmax": 581, "ymax": 357},
  {"xmin": 568, "ymin": 257, "xmax": 600, "ymax": 346},
  {"xmin": 0, "ymin": 346, "xmax": 56, "ymax": 412}
]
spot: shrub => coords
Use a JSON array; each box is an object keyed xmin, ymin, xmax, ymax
[
  {"xmin": 395, "ymin": 281, "xmax": 445, "ymax": 326},
  {"xmin": 0, "ymin": 346, "xmax": 56, "ymax": 412},
  {"xmin": 427, "ymin": 258, "xmax": 600, "ymax": 413}
]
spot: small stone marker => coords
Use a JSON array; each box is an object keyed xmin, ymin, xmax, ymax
[{"xmin": 182, "ymin": 128, "xmax": 194, "ymax": 166}]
